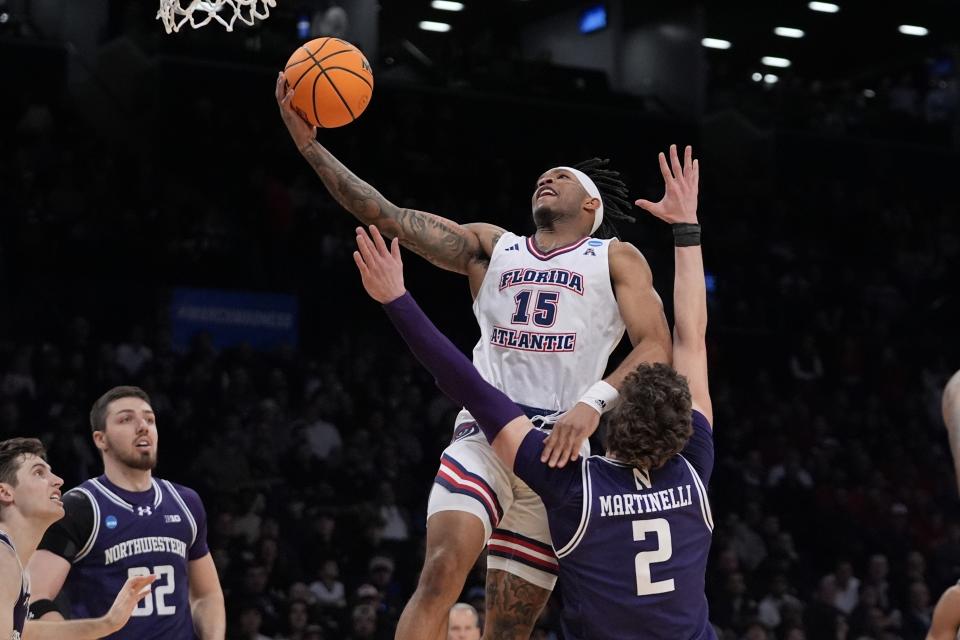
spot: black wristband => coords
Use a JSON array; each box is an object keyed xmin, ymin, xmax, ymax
[
  {"xmin": 672, "ymin": 223, "xmax": 701, "ymax": 247},
  {"xmin": 29, "ymin": 599, "xmax": 62, "ymax": 619}
]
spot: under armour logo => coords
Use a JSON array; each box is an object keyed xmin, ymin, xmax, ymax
[
  {"xmin": 137, "ymin": 506, "xmax": 152, "ymax": 516},
  {"xmin": 505, "ymin": 244, "xmax": 519, "ymax": 251},
  {"xmin": 584, "ymin": 248, "xmax": 596, "ymax": 256}
]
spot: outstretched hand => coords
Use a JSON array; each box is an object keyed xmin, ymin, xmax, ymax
[
  {"xmin": 275, "ymin": 72, "xmax": 317, "ymax": 150},
  {"xmin": 103, "ymin": 574, "xmax": 157, "ymax": 633},
  {"xmin": 354, "ymin": 225, "xmax": 407, "ymax": 304},
  {"xmin": 635, "ymin": 144, "xmax": 699, "ymax": 225}
]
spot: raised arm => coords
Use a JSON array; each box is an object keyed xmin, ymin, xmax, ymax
[
  {"xmin": 276, "ymin": 73, "xmax": 503, "ymax": 277},
  {"xmin": 352, "ymin": 225, "xmax": 582, "ymax": 504},
  {"xmin": 351, "ymin": 225, "xmax": 527, "ymax": 460},
  {"xmin": 637, "ymin": 144, "xmax": 712, "ymax": 423}
]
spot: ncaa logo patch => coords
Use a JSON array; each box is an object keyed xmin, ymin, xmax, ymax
[
  {"xmin": 105, "ymin": 515, "xmax": 118, "ymax": 529},
  {"xmin": 588, "ymin": 240, "xmax": 603, "ymax": 246}
]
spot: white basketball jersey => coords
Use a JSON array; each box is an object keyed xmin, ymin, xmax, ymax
[{"xmin": 458, "ymin": 232, "xmax": 626, "ymax": 424}]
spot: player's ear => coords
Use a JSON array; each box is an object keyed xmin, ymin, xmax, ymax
[
  {"xmin": 0, "ymin": 482, "xmax": 15, "ymax": 507},
  {"xmin": 91, "ymin": 429, "xmax": 107, "ymax": 452},
  {"xmin": 583, "ymin": 196, "xmax": 601, "ymax": 213}
]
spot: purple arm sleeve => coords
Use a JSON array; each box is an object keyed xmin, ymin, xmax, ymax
[
  {"xmin": 177, "ymin": 485, "xmax": 211, "ymax": 560},
  {"xmin": 512, "ymin": 430, "xmax": 582, "ymax": 507},
  {"xmin": 383, "ymin": 292, "xmax": 524, "ymax": 441}
]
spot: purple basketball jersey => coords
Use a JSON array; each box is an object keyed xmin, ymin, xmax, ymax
[
  {"xmin": 0, "ymin": 531, "xmax": 29, "ymax": 640},
  {"xmin": 64, "ymin": 476, "xmax": 209, "ymax": 640},
  {"xmin": 514, "ymin": 410, "xmax": 716, "ymax": 640}
]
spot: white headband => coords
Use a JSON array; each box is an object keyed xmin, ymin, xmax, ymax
[{"xmin": 556, "ymin": 166, "xmax": 604, "ymax": 234}]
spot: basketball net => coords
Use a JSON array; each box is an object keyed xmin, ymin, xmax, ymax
[{"xmin": 157, "ymin": 0, "xmax": 276, "ymax": 34}]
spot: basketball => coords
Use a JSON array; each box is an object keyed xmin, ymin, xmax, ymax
[{"xmin": 282, "ymin": 37, "xmax": 374, "ymax": 129}]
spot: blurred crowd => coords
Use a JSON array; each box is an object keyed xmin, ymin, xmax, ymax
[
  {"xmin": 709, "ymin": 58, "xmax": 960, "ymax": 151},
  {"xmin": 2, "ymin": 39, "xmax": 960, "ymax": 640}
]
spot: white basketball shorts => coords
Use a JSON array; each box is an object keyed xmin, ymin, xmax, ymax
[{"xmin": 427, "ymin": 421, "xmax": 589, "ymax": 591}]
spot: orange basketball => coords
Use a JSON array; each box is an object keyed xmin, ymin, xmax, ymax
[{"xmin": 282, "ymin": 37, "xmax": 374, "ymax": 128}]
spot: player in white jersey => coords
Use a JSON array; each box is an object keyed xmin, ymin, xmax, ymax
[{"xmin": 277, "ymin": 75, "xmax": 673, "ymax": 640}]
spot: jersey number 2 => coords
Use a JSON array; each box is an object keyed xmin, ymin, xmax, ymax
[
  {"xmin": 633, "ymin": 518, "xmax": 675, "ymax": 596},
  {"xmin": 511, "ymin": 290, "xmax": 559, "ymax": 327},
  {"xmin": 129, "ymin": 565, "xmax": 176, "ymax": 616}
]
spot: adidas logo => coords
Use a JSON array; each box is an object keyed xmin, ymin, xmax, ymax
[
  {"xmin": 505, "ymin": 244, "xmax": 519, "ymax": 251},
  {"xmin": 584, "ymin": 248, "xmax": 596, "ymax": 256}
]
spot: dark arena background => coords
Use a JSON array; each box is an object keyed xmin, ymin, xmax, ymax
[{"xmin": 1, "ymin": 0, "xmax": 960, "ymax": 639}]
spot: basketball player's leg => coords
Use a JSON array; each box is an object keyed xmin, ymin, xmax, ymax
[
  {"xmin": 483, "ymin": 486, "xmax": 560, "ymax": 639},
  {"xmin": 483, "ymin": 569, "xmax": 552, "ymax": 639},
  {"xmin": 483, "ymin": 438, "xmax": 589, "ymax": 638},
  {"xmin": 397, "ymin": 431, "xmax": 513, "ymax": 640},
  {"xmin": 396, "ymin": 510, "xmax": 486, "ymax": 640}
]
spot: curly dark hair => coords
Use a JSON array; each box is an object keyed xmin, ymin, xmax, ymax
[
  {"xmin": 604, "ymin": 363, "xmax": 693, "ymax": 470},
  {"xmin": 573, "ymin": 157, "xmax": 636, "ymax": 239}
]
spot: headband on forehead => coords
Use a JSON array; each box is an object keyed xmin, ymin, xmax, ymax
[{"xmin": 556, "ymin": 166, "xmax": 604, "ymax": 234}]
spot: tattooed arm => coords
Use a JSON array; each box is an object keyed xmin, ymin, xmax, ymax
[
  {"xmin": 298, "ymin": 140, "xmax": 503, "ymax": 275},
  {"xmin": 276, "ymin": 73, "xmax": 504, "ymax": 276}
]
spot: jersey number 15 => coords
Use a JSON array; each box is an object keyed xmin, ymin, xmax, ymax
[{"xmin": 512, "ymin": 290, "xmax": 559, "ymax": 327}]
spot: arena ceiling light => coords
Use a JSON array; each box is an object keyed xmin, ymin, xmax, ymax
[
  {"xmin": 808, "ymin": 2, "xmax": 839, "ymax": 13},
  {"xmin": 764, "ymin": 74, "xmax": 779, "ymax": 84},
  {"xmin": 752, "ymin": 72, "xmax": 763, "ymax": 82},
  {"xmin": 761, "ymin": 56, "xmax": 791, "ymax": 68},
  {"xmin": 701, "ymin": 38, "xmax": 732, "ymax": 50},
  {"xmin": 774, "ymin": 27, "xmax": 805, "ymax": 38},
  {"xmin": 430, "ymin": 0, "xmax": 464, "ymax": 11},
  {"xmin": 898, "ymin": 24, "xmax": 929, "ymax": 36},
  {"xmin": 419, "ymin": 20, "xmax": 452, "ymax": 32}
]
